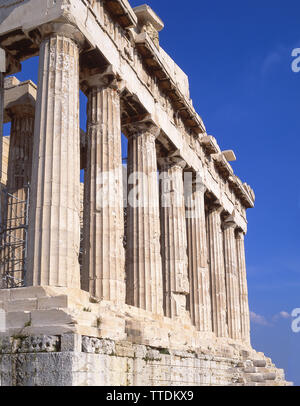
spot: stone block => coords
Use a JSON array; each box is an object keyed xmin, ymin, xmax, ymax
[
  {"xmin": 31, "ymin": 309, "xmax": 75, "ymax": 327},
  {"xmin": 4, "ymin": 299, "xmax": 38, "ymax": 312},
  {"xmin": 9, "ymin": 287, "xmax": 49, "ymax": 301},
  {"xmin": 115, "ymin": 342, "xmax": 135, "ymax": 358},
  {"xmin": 243, "ymin": 367, "xmax": 256, "ymax": 373},
  {"xmin": 37, "ymin": 296, "xmax": 68, "ymax": 310},
  {"xmin": 264, "ymin": 372, "xmax": 276, "ymax": 381},
  {"xmin": 61, "ymin": 333, "xmax": 82, "ymax": 352},
  {"xmin": 98, "ymin": 327, "xmax": 127, "ymax": 341},
  {"xmin": 14, "ymin": 335, "xmax": 60, "ymax": 353},
  {"xmin": 133, "ymin": 344, "xmax": 147, "ymax": 359},
  {"xmin": 4, "ymin": 76, "xmax": 20, "ymax": 88},
  {"xmin": 6, "ymin": 311, "xmax": 31, "ymax": 329},
  {"xmin": 246, "ymin": 373, "xmax": 264, "ymax": 383},
  {"xmin": 74, "ymin": 311, "xmax": 97, "ymax": 327},
  {"xmin": 253, "ymin": 359, "xmax": 267, "ymax": 368},
  {"xmin": 22, "ymin": 325, "xmax": 76, "ymax": 336}
]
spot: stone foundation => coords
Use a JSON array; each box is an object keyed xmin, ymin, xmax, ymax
[
  {"xmin": 0, "ymin": 287, "xmax": 292, "ymax": 386},
  {"xmin": 0, "ymin": 335, "xmax": 291, "ymax": 387}
]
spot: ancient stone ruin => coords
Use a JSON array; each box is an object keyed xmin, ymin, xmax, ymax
[{"xmin": 0, "ymin": 0, "xmax": 291, "ymax": 386}]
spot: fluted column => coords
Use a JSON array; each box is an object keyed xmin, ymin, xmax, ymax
[
  {"xmin": 223, "ymin": 217, "xmax": 241, "ymax": 340},
  {"xmin": 207, "ymin": 204, "xmax": 228, "ymax": 337},
  {"xmin": 6, "ymin": 106, "xmax": 34, "ymax": 191},
  {"xmin": 27, "ymin": 26, "xmax": 83, "ymax": 287},
  {"xmin": 82, "ymin": 77, "xmax": 125, "ymax": 303},
  {"xmin": 159, "ymin": 158, "xmax": 189, "ymax": 319},
  {"xmin": 185, "ymin": 175, "xmax": 212, "ymax": 331},
  {"xmin": 1, "ymin": 106, "xmax": 34, "ymax": 287},
  {"xmin": 236, "ymin": 230, "xmax": 251, "ymax": 344},
  {"xmin": 125, "ymin": 121, "xmax": 163, "ymax": 315}
]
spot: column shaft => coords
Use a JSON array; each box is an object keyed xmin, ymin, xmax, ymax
[
  {"xmin": 223, "ymin": 221, "xmax": 241, "ymax": 340},
  {"xmin": 27, "ymin": 34, "xmax": 81, "ymax": 287},
  {"xmin": 7, "ymin": 113, "xmax": 34, "ymax": 190},
  {"xmin": 82, "ymin": 84, "xmax": 125, "ymax": 303},
  {"xmin": 207, "ymin": 205, "xmax": 228, "ymax": 337},
  {"xmin": 126, "ymin": 126, "xmax": 163, "ymax": 314},
  {"xmin": 185, "ymin": 179, "xmax": 212, "ymax": 331},
  {"xmin": 236, "ymin": 231, "xmax": 251, "ymax": 344},
  {"xmin": 160, "ymin": 161, "xmax": 189, "ymax": 319},
  {"xmin": 1, "ymin": 112, "xmax": 34, "ymax": 287}
]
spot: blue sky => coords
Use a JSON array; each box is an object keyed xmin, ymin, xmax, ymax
[{"xmin": 6, "ymin": 0, "xmax": 300, "ymax": 385}]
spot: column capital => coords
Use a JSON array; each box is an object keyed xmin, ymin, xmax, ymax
[
  {"xmin": 124, "ymin": 115, "xmax": 161, "ymax": 139},
  {"xmin": 184, "ymin": 171, "xmax": 206, "ymax": 194},
  {"xmin": 207, "ymin": 200, "xmax": 223, "ymax": 214},
  {"xmin": 7, "ymin": 104, "xmax": 35, "ymax": 119},
  {"xmin": 194, "ymin": 172, "xmax": 207, "ymax": 192},
  {"xmin": 223, "ymin": 215, "xmax": 237, "ymax": 231},
  {"xmin": 81, "ymin": 65, "xmax": 121, "ymax": 93},
  {"xmin": 158, "ymin": 155, "xmax": 186, "ymax": 171},
  {"xmin": 34, "ymin": 22, "xmax": 86, "ymax": 48}
]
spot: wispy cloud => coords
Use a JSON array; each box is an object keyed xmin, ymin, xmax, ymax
[
  {"xmin": 272, "ymin": 311, "xmax": 291, "ymax": 322},
  {"xmin": 250, "ymin": 310, "xmax": 292, "ymax": 327},
  {"xmin": 250, "ymin": 311, "xmax": 270, "ymax": 326}
]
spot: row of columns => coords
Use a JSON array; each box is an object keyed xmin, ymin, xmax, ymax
[{"xmin": 0, "ymin": 25, "xmax": 250, "ymax": 343}]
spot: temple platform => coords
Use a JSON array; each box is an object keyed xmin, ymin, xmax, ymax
[{"xmin": 0, "ymin": 287, "xmax": 292, "ymax": 386}]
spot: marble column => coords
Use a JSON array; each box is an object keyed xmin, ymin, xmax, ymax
[
  {"xmin": 126, "ymin": 121, "xmax": 163, "ymax": 315},
  {"xmin": 223, "ymin": 217, "xmax": 241, "ymax": 340},
  {"xmin": 27, "ymin": 27, "xmax": 83, "ymax": 288},
  {"xmin": 185, "ymin": 175, "xmax": 212, "ymax": 331},
  {"xmin": 207, "ymin": 203, "xmax": 228, "ymax": 337},
  {"xmin": 82, "ymin": 77, "xmax": 125, "ymax": 303},
  {"xmin": 236, "ymin": 230, "xmax": 251, "ymax": 344},
  {"xmin": 2, "ymin": 105, "xmax": 34, "ymax": 287},
  {"xmin": 159, "ymin": 158, "xmax": 189, "ymax": 319}
]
